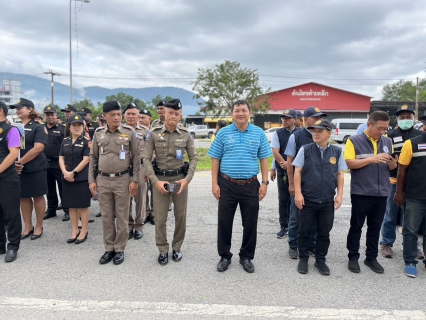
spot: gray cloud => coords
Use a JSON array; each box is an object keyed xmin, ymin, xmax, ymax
[{"xmin": 0, "ymin": 0, "xmax": 425, "ymax": 100}]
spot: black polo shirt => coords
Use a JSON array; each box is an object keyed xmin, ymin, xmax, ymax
[
  {"xmin": 59, "ymin": 135, "xmax": 90, "ymax": 181},
  {"xmin": 44, "ymin": 123, "xmax": 66, "ymax": 169},
  {"xmin": 87, "ymin": 121, "xmax": 99, "ymax": 140},
  {"xmin": 21, "ymin": 120, "xmax": 48, "ymax": 173}
]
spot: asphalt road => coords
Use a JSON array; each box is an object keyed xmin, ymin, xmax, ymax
[{"xmin": 0, "ymin": 172, "xmax": 425, "ymax": 319}]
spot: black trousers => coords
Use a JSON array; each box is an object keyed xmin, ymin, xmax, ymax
[
  {"xmin": 0, "ymin": 172, "xmax": 22, "ymax": 251},
  {"xmin": 347, "ymin": 194, "xmax": 387, "ymax": 260},
  {"xmin": 298, "ymin": 200, "xmax": 334, "ymax": 262},
  {"xmin": 217, "ymin": 175, "xmax": 260, "ymax": 260},
  {"xmin": 277, "ymin": 167, "xmax": 290, "ymax": 228},
  {"xmin": 46, "ymin": 166, "xmax": 68, "ymax": 214}
]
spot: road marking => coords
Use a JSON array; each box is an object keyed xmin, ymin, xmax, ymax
[{"xmin": 0, "ymin": 297, "xmax": 425, "ymax": 319}]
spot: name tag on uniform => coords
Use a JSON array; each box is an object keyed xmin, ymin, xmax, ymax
[
  {"xmin": 24, "ymin": 128, "xmax": 32, "ymax": 131},
  {"xmin": 393, "ymin": 136, "xmax": 403, "ymax": 143},
  {"xmin": 168, "ymin": 184, "xmax": 175, "ymax": 193},
  {"xmin": 75, "ymin": 144, "xmax": 83, "ymax": 147},
  {"xmin": 418, "ymin": 144, "xmax": 426, "ymax": 150},
  {"xmin": 176, "ymin": 150, "xmax": 183, "ymax": 160},
  {"xmin": 53, "ymin": 131, "xmax": 61, "ymax": 134},
  {"xmin": 119, "ymin": 145, "xmax": 126, "ymax": 160},
  {"xmin": 176, "ymin": 139, "xmax": 185, "ymax": 142}
]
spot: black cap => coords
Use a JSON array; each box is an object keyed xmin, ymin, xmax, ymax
[
  {"xmin": 304, "ymin": 107, "xmax": 327, "ymax": 118},
  {"xmin": 280, "ymin": 109, "xmax": 296, "ymax": 118},
  {"xmin": 395, "ymin": 104, "xmax": 415, "ymax": 116},
  {"xmin": 295, "ymin": 111, "xmax": 303, "ymax": 119},
  {"xmin": 43, "ymin": 105, "xmax": 56, "ymax": 113},
  {"xmin": 99, "ymin": 116, "xmax": 106, "ymax": 121},
  {"xmin": 10, "ymin": 98, "xmax": 34, "ymax": 109},
  {"xmin": 164, "ymin": 99, "xmax": 182, "ymax": 110},
  {"xmin": 103, "ymin": 100, "xmax": 121, "ymax": 113},
  {"xmin": 81, "ymin": 107, "xmax": 92, "ymax": 115},
  {"xmin": 0, "ymin": 102, "xmax": 8, "ymax": 115},
  {"xmin": 123, "ymin": 102, "xmax": 139, "ymax": 113},
  {"xmin": 140, "ymin": 109, "xmax": 152, "ymax": 117},
  {"xmin": 307, "ymin": 119, "xmax": 333, "ymax": 131},
  {"xmin": 61, "ymin": 104, "xmax": 77, "ymax": 112},
  {"xmin": 68, "ymin": 113, "xmax": 85, "ymax": 125},
  {"xmin": 156, "ymin": 100, "xmax": 166, "ymax": 107}
]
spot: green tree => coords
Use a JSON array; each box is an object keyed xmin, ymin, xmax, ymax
[
  {"xmin": 73, "ymin": 98, "xmax": 94, "ymax": 111},
  {"xmin": 382, "ymin": 79, "xmax": 426, "ymax": 101},
  {"xmin": 192, "ymin": 60, "xmax": 270, "ymax": 116}
]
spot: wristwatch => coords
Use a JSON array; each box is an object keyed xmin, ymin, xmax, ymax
[{"xmin": 261, "ymin": 180, "xmax": 269, "ymax": 185}]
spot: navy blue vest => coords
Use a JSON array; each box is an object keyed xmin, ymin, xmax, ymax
[
  {"xmin": 349, "ymin": 133, "xmax": 392, "ymax": 197},
  {"xmin": 301, "ymin": 143, "xmax": 341, "ymax": 203},
  {"xmin": 405, "ymin": 133, "xmax": 426, "ymax": 200},
  {"xmin": 294, "ymin": 128, "xmax": 313, "ymax": 155},
  {"xmin": 275, "ymin": 127, "xmax": 300, "ymax": 169}
]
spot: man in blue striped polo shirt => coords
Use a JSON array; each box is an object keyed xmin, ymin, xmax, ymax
[{"xmin": 208, "ymin": 100, "xmax": 272, "ymax": 274}]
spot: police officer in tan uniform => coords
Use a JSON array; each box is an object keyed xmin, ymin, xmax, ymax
[
  {"xmin": 89, "ymin": 100, "xmax": 140, "ymax": 265},
  {"xmin": 144, "ymin": 99, "xmax": 198, "ymax": 265},
  {"xmin": 123, "ymin": 103, "xmax": 149, "ymax": 240}
]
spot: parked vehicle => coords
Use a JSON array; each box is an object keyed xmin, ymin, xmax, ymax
[
  {"xmin": 330, "ymin": 118, "xmax": 366, "ymax": 144},
  {"xmin": 189, "ymin": 125, "xmax": 216, "ymax": 139},
  {"xmin": 264, "ymin": 127, "xmax": 280, "ymax": 143}
]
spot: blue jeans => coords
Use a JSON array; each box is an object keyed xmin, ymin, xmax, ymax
[
  {"xmin": 380, "ymin": 184, "xmax": 404, "ymax": 246},
  {"xmin": 288, "ymin": 195, "xmax": 316, "ymax": 249},
  {"xmin": 403, "ymin": 198, "xmax": 426, "ymax": 266}
]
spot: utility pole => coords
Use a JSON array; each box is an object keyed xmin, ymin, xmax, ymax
[
  {"xmin": 415, "ymin": 77, "xmax": 419, "ymax": 120},
  {"xmin": 44, "ymin": 70, "xmax": 60, "ymax": 108}
]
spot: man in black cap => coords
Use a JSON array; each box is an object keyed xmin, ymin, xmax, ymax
[
  {"xmin": 0, "ymin": 102, "xmax": 22, "ymax": 262},
  {"xmin": 270, "ymin": 109, "xmax": 300, "ymax": 238},
  {"xmin": 144, "ymin": 99, "xmax": 198, "ymax": 265},
  {"xmin": 139, "ymin": 109, "xmax": 155, "ymax": 224},
  {"xmin": 81, "ymin": 107, "xmax": 99, "ymax": 139},
  {"xmin": 295, "ymin": 111, "xmax": 303, "ymax": 128},
  {"xmin": 123, "ymin": 103, "xmax": 149, "ymax": 240},
  {"xmin": 89, "ymin": 100, "xmax": 140, "ymax": 265},
  {"xmin": 61, "ymin": 104, "xmax": 77, "ymax": 121},
  {"xmin": 42, "ymin": 106, "xmax": 69, "ymax": 221},
  {"xmin": 151, "ymin": 101, "xmax": 166, "ymax": 129},
  {"xmin": 379, "ymin": 104, "xmax": 423, "ymax": 258},
  {"xmin": 421, "ymin": 111, "xmax": 426, "ymax": 133},
  {"xmin": 293, "ymin": 119, "xmax": 347, "ymax": 275}
]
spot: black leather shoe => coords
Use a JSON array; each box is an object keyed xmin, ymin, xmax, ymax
[
  {"xmin": 239, "ymin": 258, "xmax": 255, "ymax": 273},
  {"xmin": 43, "ymin": 211, "xmax": 57, "ymax": 220},
  {"xmin": 62, "ymin": 213, "xmax": 70, "ymax": 221},
  {"xmin": 67, "ymin": 231, "xmax": 80, "ymax": 244},
  {"xmin": 143, "ymin": 216, "xmax": 151, "ymax": 224},
  {"xmin": 158, "ymin": 253, "xmax": 168, "ymax": 266},
  {"xmin": 314, "ymin": 261, "xmax": 330, "ymax": 276},
  {"xmin": 113, "ymin": 252, "xmax": 124, "ymax": 265},
  {"xmin": 150, "ymin": 217, "xmax": 155, "ymax": 225},
  {"xmin": 348, "ymin": 260, "xmax": 361, "ymax": 273},
  {"xmin": 21, "ymin": 226, "xmax": 34, "ymax": 240},
  {"xmin": 96, "ymin": 212, "xmax": 102, "ymax": 218},
  {"xmin": 364, "ymin": 258, "xmax": 384, "ymax": 274},
  {"xmin": 5, "ymin": 249, "xmax": 17, "ymax": 262},
  {"xmin": 297, "ymin": 260, "xmax": 308, "ymax": 274},
  {"xmin": 133, "ymin": 230, "xmax": 143, "ymax": 240},
  {"xmin": 0, "ymin": 247, "xmax": 5, "ymax": 255},
  {"xmin": 217, "ymin": 258, "xmax": 231, "ymax": 272},
  {"xmin": 172, "ymin": 250, "xmax": 182, "ymax": 262},
  {"xmin": 99, "ymin": 251, "xmax": 114, "ymax": 264},
  {"xmin": 31, "ymin": 228, "xmax": 43, "ymax": 240},
  {"xmin": 75, "ymin": 232, "xmax": 88, "ymax": 244},
  {"xmin": 128, "ymin": 230, "xmax": 134, "ymax": 240}
]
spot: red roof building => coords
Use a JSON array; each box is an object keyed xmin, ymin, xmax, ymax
[{"xmin": 266, "ymin": 82, "xmax": 372, "ymax": 114}]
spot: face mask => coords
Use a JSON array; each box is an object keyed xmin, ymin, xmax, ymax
[{"xmin": 397, "ymin": 119, "xmax": 414, "ymax": 130}]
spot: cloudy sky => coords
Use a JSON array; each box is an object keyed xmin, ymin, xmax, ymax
[{"xmin": 1, "ymin": 0, "xmax": 425, "ymax": 100}]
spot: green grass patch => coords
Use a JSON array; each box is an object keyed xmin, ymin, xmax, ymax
[{"xmin": 191, "ymin": 148, "xmax": 274, "ymax": 171}]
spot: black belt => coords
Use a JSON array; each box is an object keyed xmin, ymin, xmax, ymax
[
  {"xmin": 98, "ymin": 169, "xmax": 129, "ymax": 177},
  {"xmin": 155, "ymin": 167, "xmax": 184, "ymax": 177}
]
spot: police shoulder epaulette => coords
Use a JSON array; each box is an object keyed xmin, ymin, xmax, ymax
[
  {"xmin": 64, "ymin": 136, "xmax": 71, "ymax": 140},
  {"xmin": 151, "ymin": 126, "xmax": 162, "ymax": 131},
  {"xmin": 179, "ymin": 126, "xmax": 189, "ymax": 132},
  {"xmin": 61, "ymin": 123, "xmax": 66, "ymax": 127},
  {"xmin": 84, "ymin": 136, "xmax": 90, "ymax": 140},
  {"xmin": 95, "ymin": 126, "xmax": 104, "ymax": 132},
  {"xmin": 121, "ymin": 124, "xmax": 135, "ymax": 130}
]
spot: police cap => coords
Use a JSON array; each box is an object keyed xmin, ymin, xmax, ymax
[
  {"xmin": 61, "ymin": 104, "xmax": 78, "ymax": 112},
  {"xmin": 68, "ymin": 114, "xmax": 85, "ymax": 125},
  {"xmin": 123, "ymin": 102, "xmax": 139, "ymax": 114},
  {"xmin": 0, "ymin": 101, "xmax": 8, "ymax": 115},
  {"xmin": 10, "ymin": 98, "xmax": 35, "ymax": 109},
  {"xmin": 304, "ymin": 107, "xmax": 327, "ymax": 118},
  {"xmin": 81, "ymin": 107, "xmax": 93, "ymax": 115},
  {"xmin": 164, "ymin": 99, "xmax": 182, "ymax": 111},
  {"xmin": 156, "ymin": 100, "xmax": 166, "ymax": 107},
  {"xmin": 140, "ymin": 109, "xmax": 152, "ymax": 117},
  {"xmin": 307, "ymin": 119, "xmax": 332, "ymax": 131},
  {"xmin": 395, "ymin": 104, "xmax": 415, "ymax": 116},
  {"xmin": 280, "ymin": 109, "xmax": 296, "ymax": 118},
  {"xmin": 43, "ymin": 105, "xmax": 56, "ymax": 114},
  {"xmin": 103, "ymin": 100, "xmax": 121, "ymax": 113}
]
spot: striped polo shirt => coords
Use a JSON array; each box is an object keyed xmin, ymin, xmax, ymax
[{"xmin": 208, "ymin": 122, "xmax": 272, "ymax": 179}]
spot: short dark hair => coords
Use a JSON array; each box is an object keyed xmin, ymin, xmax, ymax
[
  {"xmin": 231, "ymin": 100, "xmax": 251, "ymax": 112},
  {"xmin": 217, "ymin": 120, "xmax": 226, "ymax": 128},
  {"xmin": 368, "ymin": 111, "xmax": 389, "ymax": 125}
]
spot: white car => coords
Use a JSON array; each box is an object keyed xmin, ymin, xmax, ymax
[{"xmin": 264, "ymin": 127, "xmax": 280, "ymax": 143}]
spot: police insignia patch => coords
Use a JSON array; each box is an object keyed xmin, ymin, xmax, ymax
[
  {"xmin": 146, "ymin": 131, "xmax": 151, "ymax": 141},
  {"xmin": 329, "ymin": 157, "xmax": 337, "ymax": 165},
  {"xmin": 383, "ymin": 146, "xmax": 389, "ymax": 153},
  {"xmin": 0, "ymin": 128, "xmax": 3, "ymax": 134},
  {"xmin": 285, "ymin": 110, "xmax": 289, "ymax": 114},
  {"xmin": 88, "ymin": 141, "xmax": 92, "ymax": 149},
  {"xmin": 315, "ymin": 120, "xmax": 321, "ymax": 125},
  {"xmin": 401, "ymin": 105, "xmax": 408, "ymax": 110},
  {"xmin": 314, "ymin": 107, "xmax": 320, "ymax": 113}
]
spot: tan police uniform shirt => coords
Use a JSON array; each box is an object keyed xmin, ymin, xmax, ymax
[
  {"xmin": 151, "ymin": 119, "xmax": 164, "ymax": 129},
  {"xmin": 89, "ymin": 124, "xmax": 140, "ymax": 184},
  {"xmin": 134, "ymin": 124, "xmax": 149, "ymax": 159},
  {"xmin": 143, "ymin": 124, "xmax": 198, "ymax": 185}
]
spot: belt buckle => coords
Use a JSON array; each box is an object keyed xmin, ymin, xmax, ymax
[
  {"xmin": 109, "ymin": 173, "xmax": 115, "ymax": 178},
  {"xmin": 237, "ymin": 180, "xmax": 245, "ymax": 186}
]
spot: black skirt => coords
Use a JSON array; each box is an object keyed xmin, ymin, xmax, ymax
[
  {"xmin": 20, "ymin": 170, "xmax": 47, "ymax": 198},
  {"xmin": 62, "ymin": 180, "xmax": 91, "ymax": 208}
]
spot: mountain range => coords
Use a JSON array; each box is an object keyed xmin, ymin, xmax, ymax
[{"xmin": 0, "ymin": 72, "xmax": 203, "ymax": 116}]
